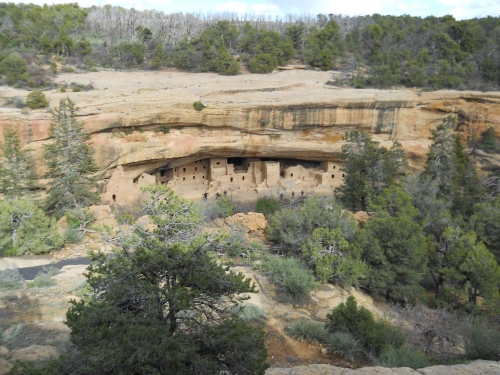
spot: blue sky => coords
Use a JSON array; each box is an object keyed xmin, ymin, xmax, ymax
[{"xmin": 27, "ymin": 0, "xmax": 500, "ymax": 19}]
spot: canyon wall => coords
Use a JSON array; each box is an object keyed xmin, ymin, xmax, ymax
[{"xmin": 0, "ymin": 70, "xmax": 499, "ymax": 183}]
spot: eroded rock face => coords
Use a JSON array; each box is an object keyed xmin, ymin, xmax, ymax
[{"xmin": 1, "ymin": 70, "xmax": 499, "ymax": 183}]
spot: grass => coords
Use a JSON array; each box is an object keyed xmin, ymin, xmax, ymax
[
  {"xmin": 0, "ymin": 268, "xmax": 25, "ymax": 291},
  {"xmin": 27, "ymin": 267, "xmax": 60, "ymax": 289},
  {"xmin": 324, "ymin": 332, "xmax": 362, "ymax": 362},
  {"xmin": 374, "ymin": 345, "xmax": 432, "ymax": 369},
  {"xmin": 231, "ymin": 303, "xmax": 267, "ymax": 323},
  {"xmin": 285, "ymin": 319, "xmax": 328, "ymax": 343}
]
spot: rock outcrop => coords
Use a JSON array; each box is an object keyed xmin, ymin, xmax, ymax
[
  {"xmin": 0, "ymin": 70, "xmax": 499, "ymax": 184},
  {"xmin": 266, "ymin": 361, "xmax": 500, "ymax": 375}
]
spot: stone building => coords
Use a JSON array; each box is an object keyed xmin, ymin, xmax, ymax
[{"xmin": 101, "ymin": 157, "xmax": 343, "ymax": 204}]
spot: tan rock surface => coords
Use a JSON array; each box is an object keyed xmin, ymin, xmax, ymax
[
  {"xmin": 265, "ymin": 361, "xmax": 500, "ymax": 375},
  {"xmin": 1, "ymin": 70, "xmax": 499, "ymax": 183},
  {"xmin": 0, "ymin": 358, "xmax": 13, "ymax": 375},
  {"xmin": 8, "ymin": 345, "xmax": 59, "ymax": 362}
]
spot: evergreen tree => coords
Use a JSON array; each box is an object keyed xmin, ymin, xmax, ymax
[
  {"xmin": 0, "ymin": 124, "xmax": 36, "ymax": 199},
  {"xmin": 65, "ymin": 185, "xmax": 268, "ymax": 374},
  {"xmin": 336, "ymin": 130, "xmax": 407, "ymax": 211},
  {"xmin": 355, "ymin": 186, "xmax": 428, "ymax": 303},
  {"xmin": 43, "ymin": 98, "xmax": 99, "ymax": 217}
]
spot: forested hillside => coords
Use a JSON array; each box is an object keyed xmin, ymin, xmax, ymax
[{"xmin": 0, "ymin": 3, "xmax": 499, "ymax": 89}]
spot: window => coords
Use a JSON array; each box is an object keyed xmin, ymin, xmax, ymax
[
  {"xmin": 174, "ymin": 168, "xmax": 177, "ymax": 172},
  {"xmin": 216, "ymin": 162, "xmax": 220, "ymax": 165},
  {"xmin": 161, "ymin": 171, "xmax": 165, "ymax": 177},
  {"xmin": 112, "ymin": 194, "xmax": 116, "ymax": 202},
  {"xmin": 193, "ymin": 176, "xmax": 195, "ymax": 179},
  {"xmin": 195, "ymin": 167, "xmax": 197, "ymax": 171},
  {"xmin": 332, "ymin": 174, "xmax": 334, "ymax": 178},
  {"xmin": 291, "ymin": 173, "xmax": 293, "ymax": 177},
  {"xmin": 242, "ymin": 176, "xmax": 245, "ymax": 181},
  {"xmin": 183, "ymin": 168, "xmax": 186, "ymax": 172},
  {"xmin": 230, "ymin": 177, "xmax": 233, "ymax": 182},
  {"xmin": 183, "ymin": 177, "xmax": 186, "ymax": 181},
  {"xmin": 333, "ymin": 166, "xmax": 336, "ymax": 169},
  {"xmin": 203, "ymin": 166, "xmax": 206, "ymax": 169},
  {"xmin": 203, "ymin": 176, "xmax": 205, "ymax": 179},
  {"xmin": 342, "ymin": 174, "xmax": 345, "ymax": 177}
]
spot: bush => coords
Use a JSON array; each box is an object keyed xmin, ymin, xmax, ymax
[
  {"xmin": 193, "ymin": 101, "xmax": 204, "ymax": 111},
  {"xmin": 248, "ymin": 53, "xmax": 278, "ymax": 73},
  {"xmin": 117, "ymin": 213, "xmax": 135, "ymax": 225},
  {"xmin": 27, "ymin": 266, "xmax": 60, "ymax": 289},
  {"xmin": 375, "ymin": 345, "xmax": 432, "ymax": 369},
  {"xmin": 463, "ymin": 317, "xmax": 500, "ymax": 360},
  {"xmin": 201, "ymin": 196, "xmax": 234, "ymax": 221},
  {"xmin": 286, "ymin": 319, "xmax": 329, "ymax": 342},
  {"xmin": 261, "ymin": 256, "xmax": 317, "ymax": 303},
  {"xmin": 326, "ymin": 296, "xmax": 404, "ymax": 354},
  {"xmin": 256, "ymin": 198, "xmax": 279, "ymax": 216},
  {"xmin": 160, "ymin": 124, "xmax": 170, "ymax": 134},
  {"xmin": 26, "ymin": 90, "xmax": 49, "ymax": 109},
  {"xmin": 13, "ymin": 96, "xmax": 26, "ymax": 108},
  {"xmin": 232, "ymin": 303, "xmax": 267, "ymax": 323},
  {"xmin": 325, "ymin": 332, "xmax": 362, "ymax": 362},
  {"xmin": 0, "ymin": 268, "xmax": 24, "ymax": 290},
  {"xmin": 72, "ymin": 85, "xmax": 81, "ymax": 92},
  {"xmin": 0, "ymin": 198, "xmax": 65, "ymax": 256},
  {"xmin": 64, "ymin": 226, "xmax": 82, "ymax": 243}
]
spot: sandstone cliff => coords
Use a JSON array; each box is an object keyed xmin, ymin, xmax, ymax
[{"xmin": 0, "ymin": 70, "xmax": 499, "ymax": 182}]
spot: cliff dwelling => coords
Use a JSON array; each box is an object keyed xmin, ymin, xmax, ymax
[{"xmin": 101, "ymin": 158, "xmax": 344, "ymax": 205}]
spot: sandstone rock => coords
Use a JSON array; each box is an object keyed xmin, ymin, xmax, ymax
[
  {"xmin": 0, "ymin": 358, "xmax": 13, "ymax": 375},
  {"xmin": 353, "ymin": 211, "xmax": 370, "ymax": 224},
  {"xmin": 265, "ymin": 361, "xmax": 500, "ymax": 375},
  {"xmin": 9, "ymin": 345, "xmax": 59, "ymax": 362},
  {"xmin": 0, "ymin": 346, "xmax": 9, "ymax": 356},
  {"xmin": 136, "ymin": 215, "xmax": 156, "ymax": 232},
  {"xmin": 2, "ymin": 70, "xmax": 498, "ymax": 188}
]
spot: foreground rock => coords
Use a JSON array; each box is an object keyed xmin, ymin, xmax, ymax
[{"xmin": 266, "ymin": 360, "xmax": 500, "ymax": 375}]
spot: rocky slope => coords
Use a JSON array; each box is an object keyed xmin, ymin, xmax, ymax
[{"xmin": 0, "ymin": 70, "xmax": 499, "ymax": 183}]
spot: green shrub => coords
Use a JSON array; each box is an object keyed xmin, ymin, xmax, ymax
[
  {"xmin": 27, "ymin": 266, "xmax": 60, "ymax": 289},
  {"xmin": 193, "ymin": 101, "xmax": 204, "ymax": 111},
  {"xmin": 72, "ymin": 85, "xmax": 81, "ymax": 92},
  {"xmin": 248, "ymin": 53, "xmax": 278, "ymax": 73},
  {"xmin": 0, "ymin": 268, "xmax": 24, "ymax": 290},
  {"xmin": 246, "ymin": 241, "xmax": 269, "ymax": 261},
  {"xmin": 117, "ymin": 213, "xmax": 135, "ymax": 225},
  {"xmin": 261, "ymin": 256, "xmax": 317, "ymax": 303},
  {"xmin": 375, "ymin": 345, "xmax": 432, "ymax": 369},
  {"xmin": 286, "ymin": 319, "xmax": 328, "ymax": 342},
  {"xmin": 326, "ymin": 296, "xmax": 404, "ymax": 353},
  {"xmin": 231, "ymin": 303, "xmax": 267, "ymax": 323},
  {"xmin": 325, "ymin": 332, "xmax": 362, "ymax": 362},
  {"xmin": 13, "ymin": 96, "xmax": 26, "ymax": 108},
  {"xmin": 463, "ymin": 317, "xmax": 500, "ymax": 360},
  {"xmin": 0, "ymin": 54, "xmax": 29, "ymax": 85},
  {"xmin": 26, "ymin": 90, "xmax": 49, "ymax": 109},
  {"xmin": 64, "ymin": 226, "xmax": 81, "ymax": 243},
  {"xmin": 0, "ymin": 198, "xmax": 65, "ymax": 255},
  {"xmin": 256, "ymin": 198, "xmax": 279, "ymax": 216},
  {"xmin": 59, "ymin": 86, "xmax": 66, "ymax": 92},
  {"xmin": 160, "ymin": 124, "xmax": 171, "ymax": 134}
]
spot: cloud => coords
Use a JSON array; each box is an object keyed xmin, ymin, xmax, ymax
[
  {"xmin": 215, "ymin": 1, "xmax": 249, "ymax": 13},
  {"xmin": 437, "ymin": 0, "xmax": 500, "ymax": 18}
]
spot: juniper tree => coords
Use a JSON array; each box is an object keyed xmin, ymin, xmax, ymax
[
  {"xmin": 43, "ymin": 98, "xmax": 99, "ymax": 217},
  {"xmin": 0, "ymin": 124, "xmax": 36, "ymax": 199},
  {"xmin": 65, "ymin": 185, "xmax": 268, "ymax": 375}
]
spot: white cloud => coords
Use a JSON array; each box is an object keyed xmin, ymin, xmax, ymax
[
  {"xmin": 437, "ymin": 0, "xmax": 500, "ymax": 18},
  {"xmin": 215, "ymin": 1, "xmax": 249, "ymax": 12}
]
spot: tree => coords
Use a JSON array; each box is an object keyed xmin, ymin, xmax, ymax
[
  {"xmin": 471, "ymin": 196, "xmax": 500, "ymax": 262},
  {"xmin": 26, "ymin": 89, "xmax": 49, "ymax": 109},
  {"xmin": 0, "ymin": 124, "xmax": 36, "ymax": 199},
  {"xmin": 267, "ymin": 195, "xmax": 356, "ymax": 254},
  {"xmin": 0, "ymin": 198, "xmax": 64, "ymax": 256},
  {"xmin": 43, "ymin": 98, "xmax": 99, "ymax": 217},
  {"xmin": 65, "ymin": 185, "xmax": 268, "ymax": 374},
  {"xmin": 302, "ymin": 227, "xmax": 368, "ymax": 286},
  {"xmin": 336, "ymin": 129, "xmax": 407, "ymax": 211},
  {"xmin": 354, "ymin": 186, "xmax": 428, "ymax": 303}
]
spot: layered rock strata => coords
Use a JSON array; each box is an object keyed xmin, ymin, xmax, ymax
[{"xmin": 0, "ymin": 70, "xmax": 499, "ymax": 185}]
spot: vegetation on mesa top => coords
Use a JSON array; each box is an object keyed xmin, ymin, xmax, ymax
[{"xmin": 0, "ymin": 3, "xmax": 500, "ymax": 89}]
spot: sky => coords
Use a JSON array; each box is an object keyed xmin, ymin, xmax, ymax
[{"xmin": 24, "ymin": 0, "xmax": 500, "ymax": 19}]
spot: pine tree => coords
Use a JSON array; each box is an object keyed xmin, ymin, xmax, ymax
[
  {"xmin": 0, "ymin": 124, "xmax": 36, "ymax": 199},
  {"xmin": 43, "ymin": 98, "xmax": 99, "ymax": 217}
]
